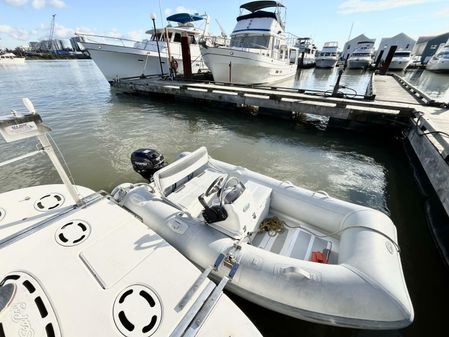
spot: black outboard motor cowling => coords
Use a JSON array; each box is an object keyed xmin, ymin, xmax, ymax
[{"xmin": 131, "ymin": 148, "xmax": 167, "ymax": 181}]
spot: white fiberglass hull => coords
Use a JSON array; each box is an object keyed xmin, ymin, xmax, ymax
[
  {"xmin": 315, "ymin": 57, "xmax": 338, "ymax": 68},
  {"xmin": 0, "ymin": 57, "xmax": 25, "ymax": 65},
  {"xmin": 426, "ymin": 59, "xmax": 449, "ymax": 73},
  {"xmin": 201, "ymin": 46, "xmax": 297, "ymax": 85},
  {"xmin": 388, "ymin": 58, "xmax": 411, "ymax": 70},
  {"xmin": 347, "ymin": 57, "xmax": 372, "ymax": 69},
  {"xmin": 82, "ymin": 42, "xmax": 206, "ymax": 82},
  {"xmin": 298, "ymin": 55, "xmax": 316, "ymax": 68},
  {"xmin": 117, "ymin": 147, "xmax": 414, "ymax": 330}
]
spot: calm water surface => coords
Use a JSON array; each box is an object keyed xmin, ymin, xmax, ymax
[{"xmin": 1, "ymin": 60, "xmax": 448, "ymax": 336}]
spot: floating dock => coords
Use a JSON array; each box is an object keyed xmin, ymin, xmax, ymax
[
  {"xmin": 113, "ymin": 75, "xmax": 417, "ymax": 127},
  {"xmin": 113, "ymin": 73, "xmax": 449, "ymax": 267}
]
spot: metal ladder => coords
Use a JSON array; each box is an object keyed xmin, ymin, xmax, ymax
[{"xmin": 170, "ymin": 253, "xmax": 239, "ymax": 337}]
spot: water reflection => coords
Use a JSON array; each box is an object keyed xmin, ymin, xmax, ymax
[
  {"xmin": 1, "ymin": 60, "xmax": 449, "ymax": 337},
  {"xmin": 403, "ymin": 69, "xmax": 449, "ymax": 101}
]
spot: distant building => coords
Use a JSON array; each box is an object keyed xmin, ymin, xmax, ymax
[
  {"xmin": 28, "ymin": 39, "xmax": 75, "ymax": 54},
  {"xmin": 341, "ymin": 34, "xmax": 376, "ymax": 60},
  {"xmin": 375, "ymin": 33, "xmax": 416, "ymax": 61},
  {"xmin": 70, "ymin": 36, "xmax": 86, "ymax": 51},
  {"xmin": 412, "ymin": 32, "xmax": 449, "ymax": 64}
]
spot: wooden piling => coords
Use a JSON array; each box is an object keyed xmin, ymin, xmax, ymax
[{"xmin": 181, "ymin": 33, "xmax": 192, "ymax": 80}]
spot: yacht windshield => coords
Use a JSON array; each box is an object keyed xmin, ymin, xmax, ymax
[
  {"xmin": 394, "ymin": 52, "xmax": 411, "ymax": 57},
  {"xmin": 437, "ymin": 52, "xmax": 449, "ymax": 59},
  {"xmin": 230, "ymin": 35, "xmax": 271, "ymax": 49},
  {"xmin": 352, "ymin": 53, "xmax": 370, "ymax": 57}
]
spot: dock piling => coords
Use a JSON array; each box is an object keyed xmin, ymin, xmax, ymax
[{"xmin": 181, "ymin": 33, "xmax": 192, "ymax": 80}]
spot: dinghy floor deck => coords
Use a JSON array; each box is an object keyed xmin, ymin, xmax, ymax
[{"xmin": 251, "ymin": 218, "xmax": 338, "ymax": 264}]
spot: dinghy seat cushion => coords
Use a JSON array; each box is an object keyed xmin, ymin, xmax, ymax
[{"xmin": 153, "ymin": 147, "xmax": 210, "ymax": 197}]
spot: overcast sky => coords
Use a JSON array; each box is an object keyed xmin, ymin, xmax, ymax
[{"xmin": 1, "ymin": 0, "xmax": 449, "ymax": 49}]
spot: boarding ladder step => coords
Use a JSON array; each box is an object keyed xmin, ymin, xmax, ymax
[{"xmin": 170, "ymin": 253, "xmax": 239, "ymax": 337}]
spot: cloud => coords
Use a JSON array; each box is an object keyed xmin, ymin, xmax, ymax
[
  {"xmin": 126, "ymin": 30, "xmax": 145, "ymax": 41},
  {"xmin": 165, "ymin": 6, "xmax": 197, "ymax": 18},
  {"xmin": 3, "ymin": 0, "xmax": 28, "ymax": 6},
  {"xmin": 31, "ymin": 0, "xmax": 45, "ymax": 9},
  {"xmin": 1, "ymin": 21, "xmax": 145, "ymax": 48},
  {"xmin": 53, "ymin": 23, "xmax": 74, "ymax": 38},
  {"xmin": 0, "ymin": 24, "xmax": 32, "ymax": 40},
  {"xmin": 338, "ymin": 0, "xmax": 426, "ymax": 14},
  {"xmin": 434, "ymin": 7, "xmax": 449, "ymax": 17},
  {"xmin": 2, "ymin": 0, "xmax": 66, "ymax": 9},
  {"xmin": 48, "ymin": 0, "xmax": 65, "ymax": 8}
]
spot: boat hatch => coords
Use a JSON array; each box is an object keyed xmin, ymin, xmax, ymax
[
  {"xmin": 113, "ymin": 284, "xmax": 162, "ymax": 337},
  {"xmin": 54, "ymin": 220, "xmax": 91, "ymax": 247},
  {"xmin": 34, "ymin": 193, "xmax": 65, "ymax": 212},
  {"xmin": 0, "ymin": 272, "xmax": 61, "ymax": 337}
]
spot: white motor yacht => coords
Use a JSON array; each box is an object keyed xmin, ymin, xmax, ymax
[
  {"xmin": 426, "ymin": 44, "xmax": 449, "ymax": 73},
  {"xmin": 113, "ymin": 146, "xmax": 414, "ymax": 330},
  {"xmin": 0, "ymin": 100, "xmax": 262, "ymax": 337},
  {"xmin": 0, "ymin": 52, "xmax": 25, "ymax": 65},
  {"xmin": 387, "ymin": 50, "xmax": 412, "ymax": 70},
  {"xmin": 296, "ymin": 37, "xmax": 317, "ymax": 68},
  {"xmin": 200, "ymin": 1, "xmax": 298, "ymax": 85},
  {"xmin": 388, "ymin": 50, "xmax": 412, "ymax": 70},
  {"xmin": 347, "ymin": 41, "xmax": 375, "ymax": 69},
  {"xmin": 79, "ymin": 13, "xmax": 210, "ymax": 83},
  {"xmin": 315, "ymin": 42, "xmax": 338, "ymax": 68}
]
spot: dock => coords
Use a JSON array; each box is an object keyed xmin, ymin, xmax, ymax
[
  {"xmin": 114, "ymin": 75, "xmax": 419, "ymax": 127},
  {"xmin": 113, "ymin": 72, "xmax": 449, "ymax": 267}
]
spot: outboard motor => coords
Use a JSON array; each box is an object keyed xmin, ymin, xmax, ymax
[{"xmin": 131, "ymin": 148, "xmax": 167, "ymax": 181}]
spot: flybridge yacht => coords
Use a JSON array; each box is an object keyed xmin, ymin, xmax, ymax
[
  {"xmin": 0, "ymin": 52, "xmax": 25, "ymax": 65},
  {"xmin": 79, "ymin": 13, "xmax": 210, "ymax": 83},
  {"xmin": 388, "ymin": 50, "xmax": 412, "ymax": 70},
  {"xmin": 347, "ymin": 40, "xmax": 375, "ymax": 70},
  {"xmin": 316, "ymin": 42, "xmax": 339, "ymax": 68},
  {"xmin": 426, "ymin": 44, "xmax": 449, "ymax": 73},
  {"xmin": 296, "ymin": 37, "xmax": 317, "ymax": 68},
  {"xmin": 0, "ymin": 100, "xmax": 262, "ymax": 337},
  {"xmin": 200, "ymin": 1, "xmax": 298, "ymax": 84}
]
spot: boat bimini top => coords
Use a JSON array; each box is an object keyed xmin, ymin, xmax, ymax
[
  {"xmin": 166, "ymin": 13, "xmax": 207, "ymax": 25},
  {"xmin": 237, "ymin": 1, "xmax": 286, "ymax": 28},
  {"xmin": 240, "ymin": 1, "xmax": 285, "ymax": 12}
]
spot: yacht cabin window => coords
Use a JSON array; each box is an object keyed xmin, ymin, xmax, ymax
[
  {"xmin": 394, "ymin": 52, "xmax": 411, "ymax": 57},
  {"xmin": 230, "ymin": 35, "xmax": 271, "ymax": 49}
]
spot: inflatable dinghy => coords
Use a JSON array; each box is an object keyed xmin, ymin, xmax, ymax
[{"xmin": 114, "ymin": 147, "xmax": 414, "ymax": 329}]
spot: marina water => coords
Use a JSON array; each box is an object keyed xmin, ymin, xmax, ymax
[{"xmin": 1, "ymin": 60, "xmax": 448, "ymax": 336}]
